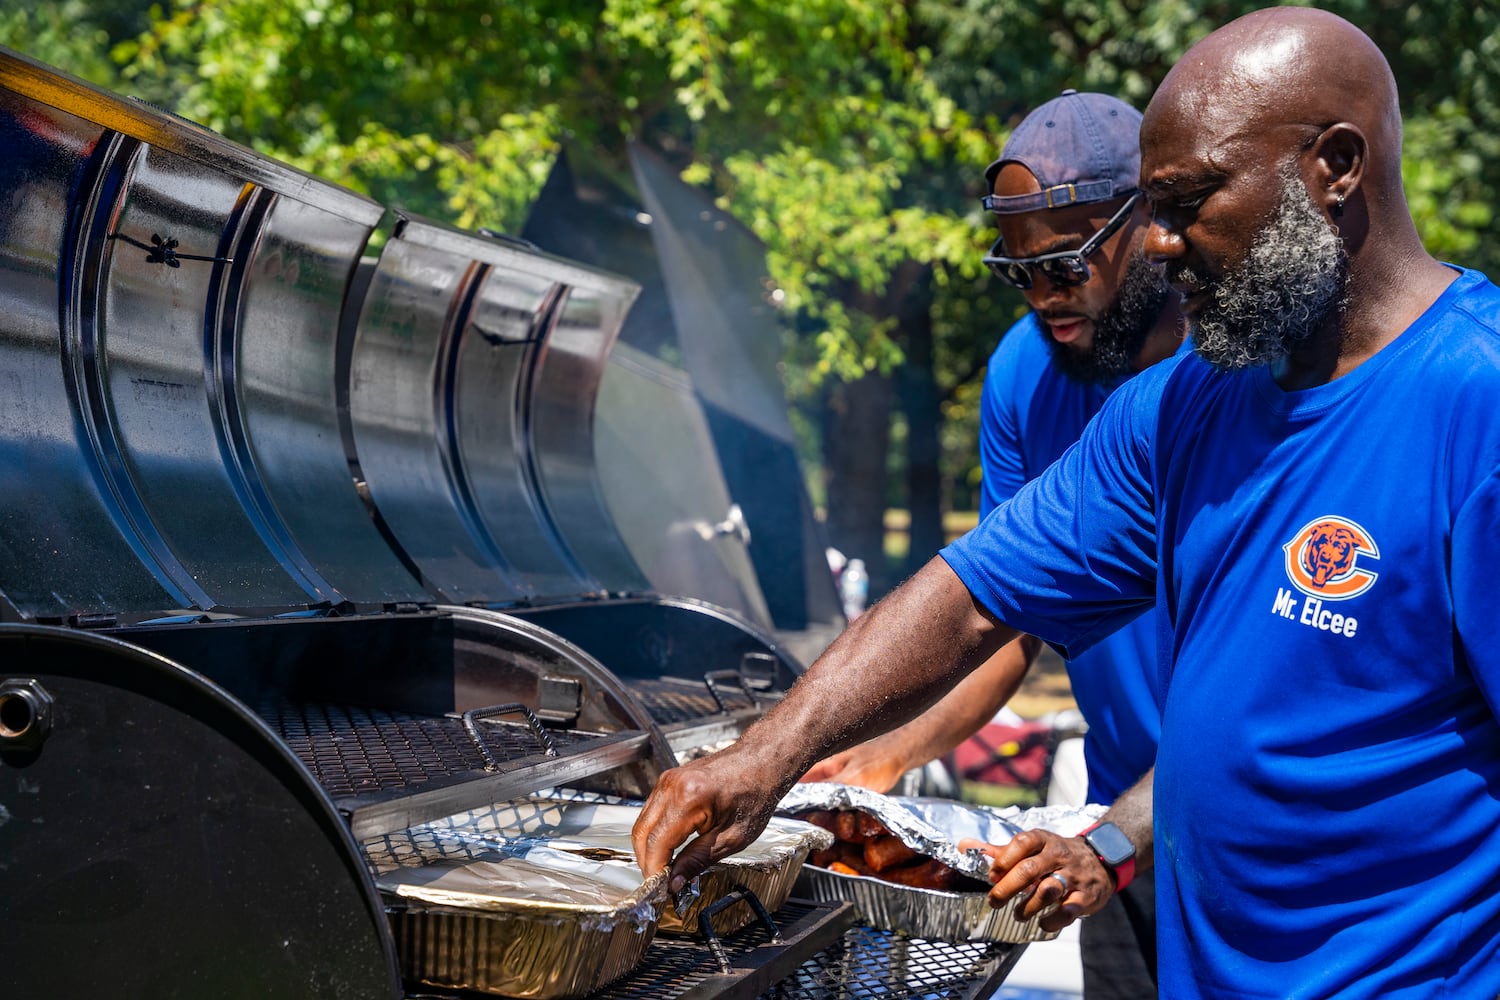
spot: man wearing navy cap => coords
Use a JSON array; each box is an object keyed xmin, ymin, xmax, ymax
[{"xmin": 804, "ymin": 90, "xmax": 1180, "ymax": 998}]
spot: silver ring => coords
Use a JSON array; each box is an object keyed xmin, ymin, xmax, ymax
[{"xmin": 1045, "ymin": 871, "xmax": 1070, "ymax": 895}]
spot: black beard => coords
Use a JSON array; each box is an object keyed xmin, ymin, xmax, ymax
[
  {"xmin": 1184, "ymin": 174, "xmax": 1348, "ymax": 371},
  {"xmin": 1042, "ymin": 251, "xmax": 1172, "ymax": 384}
]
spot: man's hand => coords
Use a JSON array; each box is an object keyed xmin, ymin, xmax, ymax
[
  {"xmin": 800, "ymin": 634, "xmax": 1043, "ymax": 794},
  {"xmin": 631, "ymin": 743, "xmax": 785, "ymax": 893},
  {"xmin": 800, "ymin": 741, "xmax": 910, "ymax": 793},
  {"xmin": 630, "ymin": 558, "xmax": 1017, "ymax": 892},
  {"xmin": 960, "ymin": 831, "xmax": 1116, "ymax": 933}
]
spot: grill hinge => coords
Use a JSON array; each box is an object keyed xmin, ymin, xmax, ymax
[
  {"xmin": 535, "ymin": 675, "xmax": 582, "ymax": 726},
  {"xmin": 69, "ymin": 612, "xmax": 119, "ymax": 630}
]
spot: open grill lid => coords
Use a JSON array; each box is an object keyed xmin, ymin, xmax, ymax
[
  {"xmin": 346, "ymin": 213, "xmax": 647, "ymax": 607},
  {"xmin": 0, "ymin": 38, "xmax": 799, "ymax": 813},
  {"xmin": 0, "ymin": 45, "xmax": 673, "ymax": 622}
]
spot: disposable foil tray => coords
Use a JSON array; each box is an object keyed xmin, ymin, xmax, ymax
[
  {"xmin": 793, "ymin": 863, "xmax": 1057, "ymax": 944},
  {"xmin": 368, "ymin": 842, "xmax": 667, "ymax": 999},
  {"xmin": 485, "ymin": 795, "xmax": 832, "ymax": 937},
  {"xmin": 372, "ymin": 795, "xmax": 830, "ymax": 943},
  {"xmin": 663, "ymin": 819, "xmax": 831, "ymax": 937},
  {"xmin": 778, "ymin": 785, "xmax": 1105, "ymax": 944}
]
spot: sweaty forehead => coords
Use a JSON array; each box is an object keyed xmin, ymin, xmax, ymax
[
  {"xmin": 1139, "ymin": 73, "xmax": 1279, "ymax": 191},
  {"xmin": 1140, "ymin": 107, "xmax": 1228, "ymax": 191},
  {"xmin": 1140, "ymin": 13, "xmax": 1349, "ymax": 188}
]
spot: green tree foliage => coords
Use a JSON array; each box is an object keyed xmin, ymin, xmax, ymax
[{"xmin": 0, "ymin": 0, "xmax": 148, "ymax": 85}]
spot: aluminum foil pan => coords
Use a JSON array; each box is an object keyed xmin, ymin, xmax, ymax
[
  {"xmin": 778, "ymin": 785, "xmax": 1105, "ymax": 944},
  {"xmin": 372, "ymin": 796, "xmax": 831, "ymax": 940},
  {"xmin": 778, "ymin": 783, "xmax": 1019, "ymax": 880},
  {"xmin": 498, "ymin": 796, "xmax": 833, "ymax": 937},
  {"xmin": 661, "ymin": 815, "xmax": 831, "ymax": 936},
  {"xmin": 793, "ymin": 862, "xmax": 1057, "ymax": 943},
  {"xmin": 366, "ymin": 838, "xmax": 667, "ymax": 999}
]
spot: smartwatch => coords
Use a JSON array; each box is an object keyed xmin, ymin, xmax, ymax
[{"xmin": 1080, "ymin": 821, "xmax": 1136, "ymax": 892}]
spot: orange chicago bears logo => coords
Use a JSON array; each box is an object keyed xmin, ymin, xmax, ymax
[{"xmin": 1283, "ymin": 516, "xmax": 1380, "ymax": 600}]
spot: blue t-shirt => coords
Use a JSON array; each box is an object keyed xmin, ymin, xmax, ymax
[
  {"xmin": 978, "ymin": 315, "xmax": 1167, "ymax": 804},
  {"xmin": 944, "ymin": 267, "xmax": 1500, "ymax": 998}
]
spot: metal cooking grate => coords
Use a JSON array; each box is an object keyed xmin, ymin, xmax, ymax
[
  {"xmin": 627, "ymin": 677, "xmax": 756, "ymax": 725},
  {"xmin": 260, "ymin": 701, "xmax": 596, "ymax": 796},
  {"xmin": 588, "ymin": 899, "xmax": 805, "ymax": 1000},
  {"xmin": 582, "ymin": 902, "xmax": 1015, "ymax": 1000},
  {"xmin": 760, "ymin": 925, "xmax": 1017, "ymax": 999}
]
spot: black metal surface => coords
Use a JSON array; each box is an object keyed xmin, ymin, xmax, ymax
[
  {"xmin": 260, "ymin": 699, "xmax": 602, "ymax": 797},
  {"xmin": 570, "ymin": 899, "xmax": 1020, "ymax": 1000},
  {"xmin": 512, "ymin": 597, "xmax": 802, "ymax": 687},
  {"xmin": 627, "ymin": 145, "xmax": 842, "ymax": 637},
  {"xmin": 0, "ymin": 626, "xmax": 402, "ymax": 999},
  {"xmin": 590, "ymin": 899, "xmax": 852, "ymax": 1000}
]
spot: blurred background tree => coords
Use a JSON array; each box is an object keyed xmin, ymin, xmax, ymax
[{"xmin": 2, "ymin": 0, "xmax": 1494, "ymax": 599}]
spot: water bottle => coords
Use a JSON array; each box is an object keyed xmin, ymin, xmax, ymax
[{"xmin": 840, "ymin": 558, "xmax": 869, "ymax": 621}]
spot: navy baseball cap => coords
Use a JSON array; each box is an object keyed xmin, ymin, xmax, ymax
[{"xmin": 983, "ymin": 90, "xmax": 1142, "ymax": 214}]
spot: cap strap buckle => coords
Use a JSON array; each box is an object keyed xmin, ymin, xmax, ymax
[
  {"xmin": 981, "ymin": 179, "xmax": 1117, "ymax": 215},
  {"xmin": 1044, "ymin": 183, "xmax": 1078, "ymax": 208}
]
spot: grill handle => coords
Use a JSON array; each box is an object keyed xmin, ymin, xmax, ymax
[
  {"xmin": 697, "ymin": 884, "xmax": 781, "ymax": 974},
  {"xmin": 461, "ymin": 703, "xmax": 558, "ymax": 770},
  {"xmin": 702, "ymin": 670, "xmax": 759, "ymax": 714}
]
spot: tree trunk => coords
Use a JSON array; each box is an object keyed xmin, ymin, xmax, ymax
[
  {"xmin": 897, "ymin": 266, "xmax": 943, "ymax": 577},
  {"xmin": 821, "ymin": 371, "xmax": 894, "ymax": 596}
]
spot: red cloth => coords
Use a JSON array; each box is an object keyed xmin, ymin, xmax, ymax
[{"xmin": 950, "ymin": 719, "xmax": 1053, "ymax": 788}]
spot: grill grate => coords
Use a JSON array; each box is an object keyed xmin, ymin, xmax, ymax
[
  {"xmin": 627, "ymin": 677, "xmax": 755, "ymax": 725},
  {"xmin": 581, "ymin": 902, "xmax": 1016, "ymax": 1000},
  {"xmin": 260, "ymin": 701, "xmax": 598, "ymax": 796},
  {"xmin": 588, "ymin": 899, "xmax": 796, "ymax": 1000},
  {"xmin": 760, "ymin": 925, "xmax": 1016, "ymax": 999}
]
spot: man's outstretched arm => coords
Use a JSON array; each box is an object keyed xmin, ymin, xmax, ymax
[
  {"xmin": 631, "ymin": 556, "xmax": 1017, "ymax": 890},
  {"xmin": 801, "ymin": 634, "xmax": 1043, "ymax": 792}
]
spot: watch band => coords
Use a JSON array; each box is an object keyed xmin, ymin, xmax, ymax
[{"xmin": 1080, "ymin": 821, "xmax": 1137, "ymax": 893}]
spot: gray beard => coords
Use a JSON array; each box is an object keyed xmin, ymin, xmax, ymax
[
  {"xmin": 1044, "ymin": 251, "xmax": 1172, "ymax": 385},
  {"xmin": 1182, "ymin": 176, "xmax": 1348, "ymax": 372}
]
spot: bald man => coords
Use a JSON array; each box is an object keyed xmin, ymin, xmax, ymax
[{"xmin": 633, "ymin": 8, "xmax": 1500, "ymax": 996}]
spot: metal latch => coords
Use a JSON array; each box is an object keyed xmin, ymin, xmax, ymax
[
  {"xmin": 739, "ymin": 651, "xmax": 779, "ymax": 692},
  {"xmin": 535, "ymin": 676, "xmax": 582, "ymax": 726},
  {"xmin": 696, "ymin": 884, "xmax": 781, "ymax": 973}
]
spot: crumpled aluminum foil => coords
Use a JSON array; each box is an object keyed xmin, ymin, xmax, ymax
[
  {"xmin": 777, "ymin": 782, "xmax": 1020, "ymax": 879},
  {"xmin": 776, "ymin": 785, "xmax": 1108, "ymax": 944},
  {"xmin": 365, "ymin": 794, "xmax": 832, "ymax": 938},
  {"xmin": 780, "ymin": 785, "xmax": 1110, "ymax": 863},
  {"xmin": 778, "ymin": 784, "xmax": 1107, "ymax": 876},
  {"xmin": 993, "ymin": 802, "xmax": 1107, "ymax": 839}
]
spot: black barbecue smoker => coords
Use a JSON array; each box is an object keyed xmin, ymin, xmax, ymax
[{"xmin": 0, "ymin": 47, "xmax": 1030, "ymax": 999}]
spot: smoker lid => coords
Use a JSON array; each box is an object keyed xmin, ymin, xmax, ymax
[
  {"xmin": 0, "ymin": 50, "xmax": 658, "ymax": 622},
  {"xmin": 345, "ymin": 212, "xmax": 648, "ymax": 607},
  {"xmin": 0, "ymin": 48, "xmax": 393, "ymax": 620},
  {"xmin": 0, "ymin": 46, "xmax": 383, "ymax": 224}
]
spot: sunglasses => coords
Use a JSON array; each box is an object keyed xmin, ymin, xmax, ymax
[{"xmin": 982, "ymin": 191, "xmax": 1141, "ymax": 290}]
